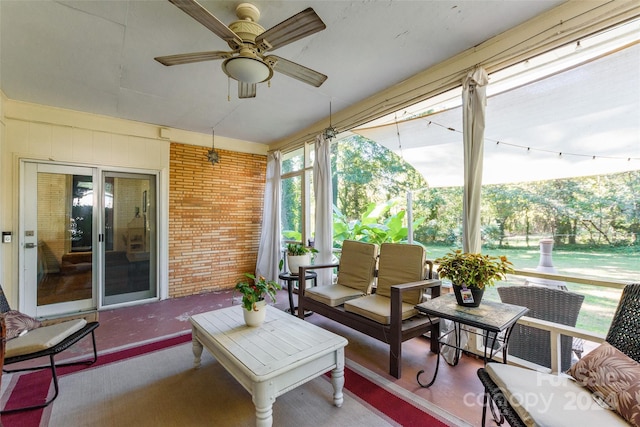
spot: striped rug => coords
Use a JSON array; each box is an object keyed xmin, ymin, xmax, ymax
[{"xmin": 1, "ymin": 334, "xmax": 461, "ymax": 426}]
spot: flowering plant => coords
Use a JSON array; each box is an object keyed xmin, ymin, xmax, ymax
[
  {"xmin": 235, "ymin": 273, "xmax": 281, "ymax": 311},
  {"xmin": 435, "ymin": 250, "xmax": 514, "ymax": 289}
]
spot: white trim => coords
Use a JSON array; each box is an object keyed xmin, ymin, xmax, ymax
[{"xmin": 4, "ymin": 99, "xmax": 267, "ymax": 155}]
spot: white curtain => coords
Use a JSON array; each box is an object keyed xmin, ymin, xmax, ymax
[
  {"xmin": 314, "ymin": 134, "xmax": 333, "ymax": 285},
  {"xmin": 256, "ymin": 151, "xmax": 281, "ymax": 281},
  {"xmin": 443, "ymin": 67, "xmax": 488, "ymax": 365},
  {"xmin": 462, "ymin": 67, "xmax": 488, "ymax": 254}
]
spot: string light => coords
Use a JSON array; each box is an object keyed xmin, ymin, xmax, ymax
[{"xmin": 421, "ymin": 118, "xmax": 639, "ymax": 161}]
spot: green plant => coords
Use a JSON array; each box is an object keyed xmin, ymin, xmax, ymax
[
  {"xmin": 333, "ymin": 200, "xmax": 426, "ymax": 247},
  {"xmin": 235, "ymin": 273, "xmax": 281, "ymax": 311},
  {"xmin": 285, "ymin": 243, "xmax": 318, "ymax": 256},
  {"xmin": 435, "ymin": 250, "xmax": 514, "ymax": 289}
]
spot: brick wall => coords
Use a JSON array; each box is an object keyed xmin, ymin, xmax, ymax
[{"xmin": 169, "ymin": 143, "xmax": 266, "ymax": 298}]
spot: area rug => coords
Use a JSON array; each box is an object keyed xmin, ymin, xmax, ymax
[{"xmin": 1, "ymin": 334, "xmax": 463, "ymax": 426}]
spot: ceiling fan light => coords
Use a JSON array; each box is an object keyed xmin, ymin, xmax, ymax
[{"xmin": 222, "ymin": 57, "xmax": 272, "ymax": 83}]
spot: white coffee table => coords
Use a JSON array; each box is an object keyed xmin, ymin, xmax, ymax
[{"xmin": 190, "ymin": 305, "xmax": 348, "ymax": 427}]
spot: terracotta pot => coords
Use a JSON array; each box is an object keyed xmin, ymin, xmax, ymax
[
  {"xmin": 452, "ymin": 284, "xmax": 485, "ymax": 307},
  {"xmin": 243, "ymin": 300, "xmax": 267, "ymax": 327}
]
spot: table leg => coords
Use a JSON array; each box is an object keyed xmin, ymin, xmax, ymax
[
  {"xmin": 331, "ymin": 348, "xmax": 345, "ymax": 407},
  {"xmin": 417, "ymin": 348, "xmax": 441, "ymax": 388},
  {"xmin": 192, "ymin": 330, "xmax": 203, "ymax": 369},
  {"xmin": 287, "ymin": 279, "xmax": 295, "ymax": 315},
  {"xmin": 253, "ymin": 382, "xmax": 275, "ymax": 427}
]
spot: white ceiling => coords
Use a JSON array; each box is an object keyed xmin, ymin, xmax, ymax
[{"xmin": 0, "ymin": 0, "xmax": 565, "ymax": 146}]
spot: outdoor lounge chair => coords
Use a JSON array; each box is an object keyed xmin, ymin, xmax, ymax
[
  {"xmin": 478, "ymin": 283, "xmax": 640, "ymax": 427},
  {"xmin": 497, "ymin": 285, "xmax": 584, "ymax": 372},
  {"xmin": 0, "ymin": 285, "xmax": 99, "ymax": 413}
]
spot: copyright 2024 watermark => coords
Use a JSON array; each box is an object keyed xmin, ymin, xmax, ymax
[{"xmin": 463, "ymin": 371, "xmax": 616, "ymax": 412}]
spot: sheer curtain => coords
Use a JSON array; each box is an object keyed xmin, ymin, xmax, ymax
[
  {"xmin": 256, "ymin": 151, "xmax": 281, "ymax": 281},
  {"xmin": 462, "ymin": 67, "xmax": 488, "ymax": 254},
  {"xmin": 314, "ymin": 134, "xmax": 333, "ymax": 285}
]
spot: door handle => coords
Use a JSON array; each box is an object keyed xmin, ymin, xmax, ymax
[{"xmin": 25, "ymin": 243, "xmax": 37, "ymax": 249}]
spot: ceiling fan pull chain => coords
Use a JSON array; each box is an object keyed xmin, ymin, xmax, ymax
[{"xmin": 228, "ymin": 77, "xmax": 231, "ymax": 102}]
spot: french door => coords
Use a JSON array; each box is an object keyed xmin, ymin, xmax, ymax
[{"xmin": 21, "ymin": 162, "xmax": 157, "ymax": 316}]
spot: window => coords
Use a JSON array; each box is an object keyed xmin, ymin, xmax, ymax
[{"xmin": 280, "ymin": 144, "xmax": 314, "ymax": 245}]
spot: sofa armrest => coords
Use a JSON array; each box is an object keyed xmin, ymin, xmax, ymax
[
  {"xmin": 393, "ymin": 279, "xmax": 442, "ymax": 299},
  {"xmin": 390, "ymin": 279, "xmax": 442, "ymax": 323}
]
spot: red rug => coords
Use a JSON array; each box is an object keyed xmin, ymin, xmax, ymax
[{"xmin": 1, "ymin": 334, "xmax": 452, "ymax": 426}]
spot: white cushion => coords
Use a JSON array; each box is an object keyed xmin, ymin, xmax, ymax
[
  {"xmin": 486, "ymin": 363, "xmax": 629, "ymax": 427},
  {"xmin": 344, "ymin": 294, "xmax": 418, "ymax": 325},
  {"xmin": 305, "ymin": 284, "xmax": 365, "ymax": 307},
  {"xmin": 6, "ymin": 319, "xmax": 87, "ymax": 358}
]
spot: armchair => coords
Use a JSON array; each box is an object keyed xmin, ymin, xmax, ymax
[
  {"xmin": 497, "ymin": 285, "xmax": 584, "ymax": 372},
  {"xmin": 478, "ymin": 283, "xmax": 640, "ymax": 427}
]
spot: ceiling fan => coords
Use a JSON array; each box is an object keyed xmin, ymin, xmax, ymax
[{"xmin": 155, "ymin": 0, "xmax": 328, "ymax": 98}]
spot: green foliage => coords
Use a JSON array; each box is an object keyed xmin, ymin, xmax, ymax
[
  {"xmin": 282, "ymin": 230, "xmax": 302, "ymax": 241},
  {"xmin": 285, "ymin": 243, "xmax": 317, "ymax": 256},
  {"xmin": 331, "ymin": 135, "xmax": 429, "ymax": 221},
  {"xmin": 235, "ymin": 273, "xmax": 281, "ymax": 311},
  {"xmin": 416, "ymin": 170, "xmax": 640, "ymax": 248},
  {"xmin": 333, "ymin": 200, "xmax": 426, "ymax": 247},
  {"xmin": 435, "ymin": 250, "xmax": 514, "ymax": 289}
]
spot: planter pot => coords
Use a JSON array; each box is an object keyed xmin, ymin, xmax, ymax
[
  {"xmin": 243, "ymin": 300, "xmax": 267, "ymax": 327},
  {"xmin": 287, "ymin": 254, "xmax": 311, "ymax": 275},
  {"xmin": 452, "ymin": 284, "xmax": 485, "ymax": 307}
]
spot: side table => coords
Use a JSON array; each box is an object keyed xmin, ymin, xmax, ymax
[
  {"xmin": 415, "ymin": 294, "xmax": 528, "ymax": 388},
  {"xmin": 279, "ymin": 271, "xmax": 317, "ymax": 317}
]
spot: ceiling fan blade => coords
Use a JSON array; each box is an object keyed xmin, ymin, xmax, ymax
[
  {"xmin": 155, "ymin": 51, "xmax": 233, "ymax": 66},
  {"xmin": 266, "ymin": 55, "xmax": 327, "ymax": 87},
  {"xmin": 255, "ymin": 8, "xmax": 326, "ymax": 52},
  {"xmin": 239, "ymin": 81, "xmax": 257, "ymax": 98},
  {"xmin": 169, "ymin": 0, "xmax": 242, "ymax": 48}
]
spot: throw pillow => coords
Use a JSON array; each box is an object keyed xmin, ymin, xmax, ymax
[
  {"xmin": 615, "ymin": 382, "xmax": 640, "ymax": 427},
  {"xmin": 568, "ymin": 341, "xmax": 640, "ymax": 426},
  {"xmin": 3, "ymin": 310, "xmax": 42, "ymax": 340}
]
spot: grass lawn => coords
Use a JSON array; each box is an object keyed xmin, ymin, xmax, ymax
[{"xmin": 426, "ymin": 245, "xmax": 639, "ymax": 335}]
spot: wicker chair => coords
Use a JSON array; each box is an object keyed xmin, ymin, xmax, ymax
[
  {"xmin": 478, "ymin": 283, "xmax": 640, "ymax": 427},
  {"xmin": 497, "ymin": 286, "xmax": 584, "ymax": 372}
]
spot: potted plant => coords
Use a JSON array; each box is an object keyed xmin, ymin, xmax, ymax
[
  {"xmin": 435, "ymin": 250, "xmax": 514, "ymax": 307},
  {"xmin": 285, "ymin": 243, "xmax": 317, "ymax": 275},
  {"xmin": 235, "ymin": 273, "xmax": 281, "ymax": 326}
]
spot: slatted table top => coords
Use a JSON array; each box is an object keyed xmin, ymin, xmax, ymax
[{"xmin": 190, "ymin": 305, "xmax": 348, "ymax": 380}]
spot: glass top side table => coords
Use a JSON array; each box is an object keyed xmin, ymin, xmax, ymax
[{"xmin": 415, "ymin": 294, "xmax": 528, "ymax": 388}]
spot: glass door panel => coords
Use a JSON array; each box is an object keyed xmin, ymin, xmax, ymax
[
  {"xmin": 23, "ymin": 163, "xmax": 96, "ymax": 316},
  {"xmin": 102, "ymin": 172, "xmax": 157, "ymax": 305}
]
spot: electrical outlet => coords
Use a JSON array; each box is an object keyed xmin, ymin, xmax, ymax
[{"xmin": 2, "ymin": 232, "xmax": 11, "ymax": 243}]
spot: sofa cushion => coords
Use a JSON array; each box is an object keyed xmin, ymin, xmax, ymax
[
  {"xmin": 335, "ymin": 240, "xmax": 378, "ymax": 294},
  {"xmin": 568, "ymin": 341, "xmax": 640, "ymax": 425},
  {"xmin": 344, "ymin": 294, "xmax": 418, "ymax": 325},
  {"xmin": 305, "ymin": 284, "xmax": 365, "ymax": 307},
  {"xmin": 3, "ymin": 310, "xmax": 42, "ymax": 340},
  {"xmin": 486, "ymin": 363, "xmax": 629, "ymax": 427},
  {"xmin": 376, "ymin": 243, "xmax": 426, "ymax": 305},
  {"xmin": 6, "ymin": 318, "xmax": 87, "ymax": 358}
]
